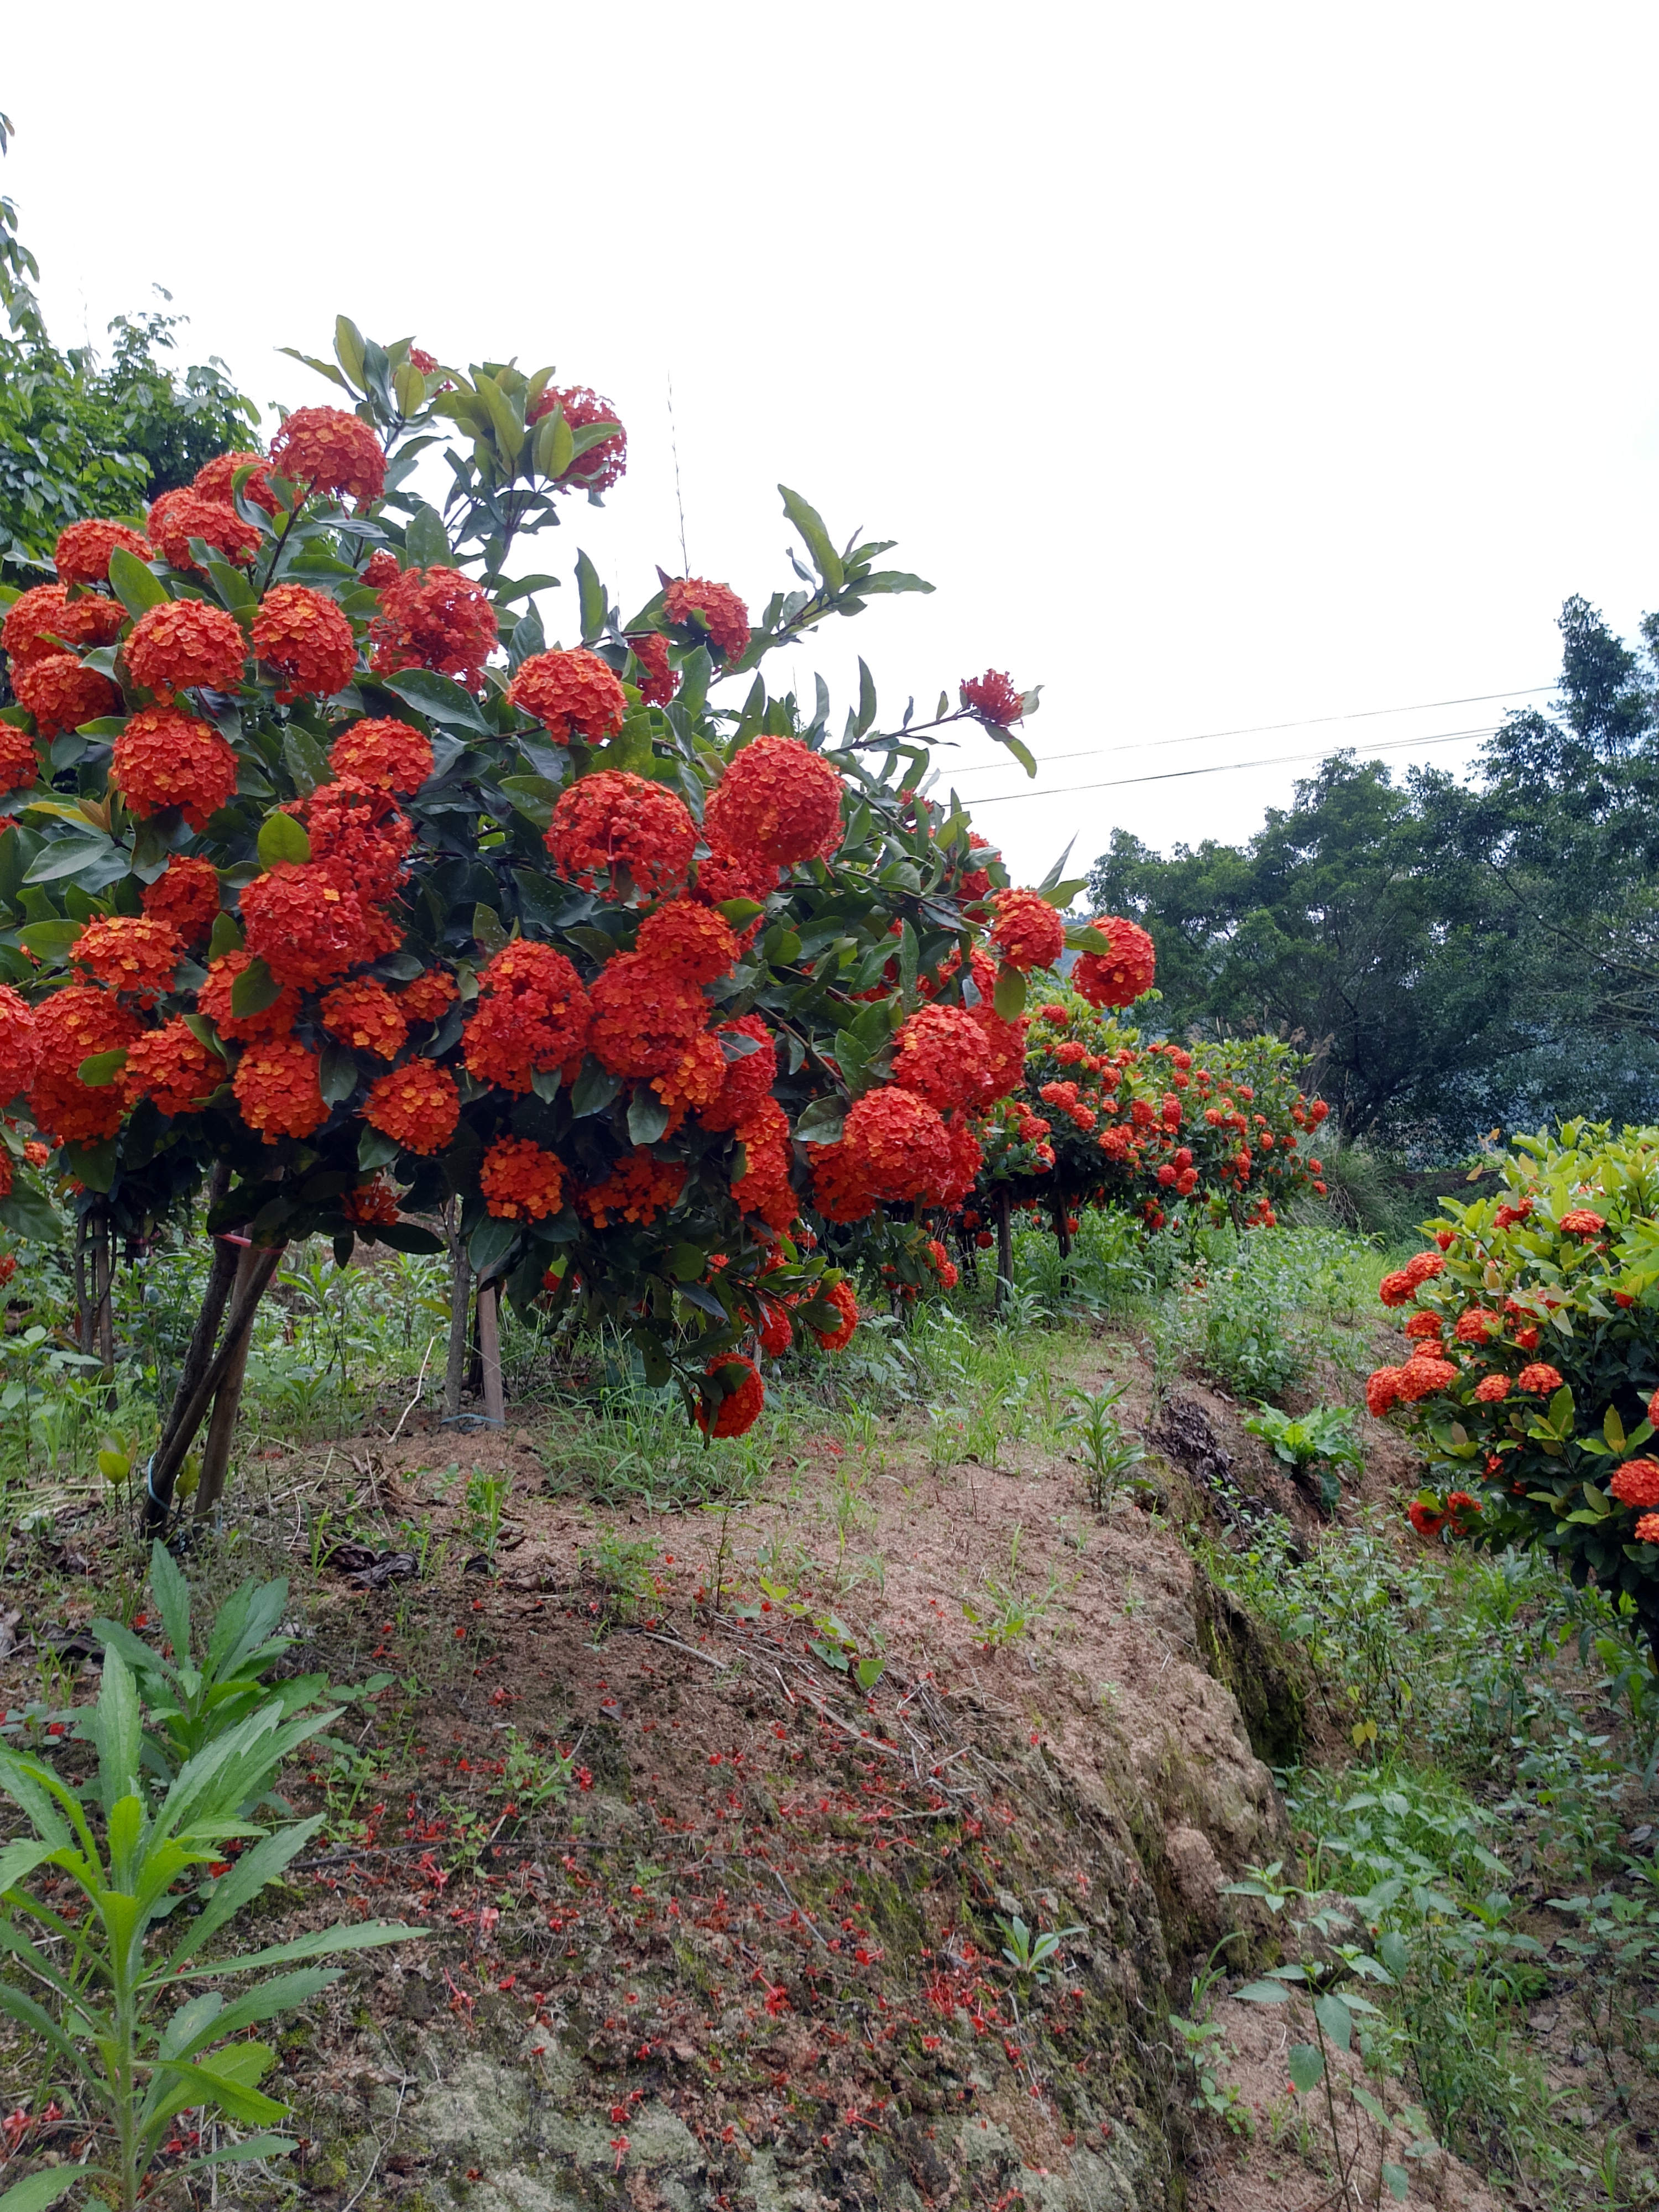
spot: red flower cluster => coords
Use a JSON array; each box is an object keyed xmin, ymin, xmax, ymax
[
  {"xmin": 399, "ymin": 967, "xmax": 458, "ymax": 1025},
  {"xmin": 810, "ymin": 1087, "xmax": 953, "ymax": 1222},
  {"xmin": 251, "ymin": 583, "xmax": 357, "ymax": 701},
  {"xmin": 141, "ymin": 856, "xmax": 221, "ymax": 946},
  {"xmin": 481, "ymin": 1136, "xmax": 566, "ymax": 1221},
  {"xmin": 53, "ymin": 519, "xmax": 152, "ymax": 585},
  {"xmin": 197, "ymin": 951, "xmax": 299, "ymax": 1041},
  {"xmin": 112, "ymin": 708, "xmax": 238, "ymax": 829},
  {"xmin": 527, "ymin": 384, "xmax": 628, "ymax": 492},
  {"xmin": 989, "ymin": 888, "xmax": 1065, "ymax": 974},
  {"xmin": 71, "ymin": 916, "xmax": 182, "ymax": 1007},
  {"xmin": 364, "ymin": 1060, "xmax": 460, "ymax": 1155},
  {"xmin": 369, "ymin": 565, "xmax": 497, "ymax": 691},
  {"xmin": 546, "ymin": 770, "xmax": 698, "ymax": 898},
  {"xmin": 700, "ymin": 1015, "xmax": 778, "ymax": 1133},
  {"xmin": 234, "ymin": 1036, "xmax": 328, "ymax": 1144},
  {"xmin": 126, "ymin": 599, "xmax": 247, "ymax": 700},
  {"xmin": 320, "ymin": 979, "xmax": 408, "ymax": 1060},
  {"xmin": 634, "ymin": 899, "xmax": 739, "ymax": 984},
  {"xmin": 28, "ymin": 988, "xmax": 143, "ymax": 1143},
  {"xmin": 703, "ymin": 734, "xmax": 843, "ymax": 868},
  {"xmin": 893, "ymin": 1004, "xmax": 992, "ymax": 1112},
  {"xmin": 1073, "ymin": 917, "xmax": 1157, "ymax": 1009},
  {"xmin": 1559, "ymin": 1208, "xmax": 1606, "ymax": 1236},
  {"xmin": 589, "ymin": 952, "xmax": 706, "ymax": 1080},
  {"xmin": 13, "ymin": 655, "xmax": 119, "ymax": 739},
  {"xmin": 268, "ymin": 406, "xmax": 388, "ymax": 504},
  {"xmin": 191, "ymin": 450, "xmax": 280, "ymax": 514},
  {"xmin": 575, "ymin": 1150, "xmax": 687, "ymax": 1227},
  {"xmin": 1379, "ymin": 1251, "xmax": 1445, "ymax": 1307},
  {"xmin": 1453, "ymin": 1307, "xmax": 1503, "ymax": 1345},
  {"xmin": 343, "ymin": 1177, "xmax": 400, "ymax": 1227},
  {"xmin": 508, "ymin": 649, "xmax": 628, "ymax": 745},
  {"xmin": 1516, "ymin": 1361, "xmax": 1564, "ymax": 1395},
  {"xmin": 147, "ymin": 491, "xmax": 260, "ymax": 571},
  {"xmin": 463, "ymin": 942, "xmax": 590, "ymax": 1092},
  {"xmin": 0, "ymin": 987, "xmax": 40, "ymax": 1103},
  {"xmin": 664, "ymin": 577, "xmax": 749, "ymax": 662},
  {"xmin": 363, "ymin": 549, "xmax": 401, "ymax": 591},
  {"xmin": 1472, "ymin": 1374, "xmax": 1511, "ymax": 1402},
  {"xmin": 287, "ymin": 778, "xmax": 413, "ymax": 906},
  {"xmin": 0, "ymin": 727, "xmax": 39, "ymax": 795},
  {"xmin": 628, "ymin": 632, "xmax": 677, "ymax": 706},
  {"xmin": 3, "ymin": 583, "xmax": 123, "ymax": 664},
  {"xmin": 330, "ymin": 718, "xmax": 434, "ymax": 793},
  {"xmin": 1610, "ymin": 1458, "xmax": 1659, "ymax": 1509},
  {"xmin": 241, "ymin": 864, "xmax": 372, "ymax": 989},
  {"xmin": 123, "ymin": 1019, "xmax": 222, "ymax": 1119},
  {"xmin": 959, "ymin": 670, "xmax": 1024, "ymax": 727},
  {"xmin": 695, "ymin": 1353, "xmax": 764, "ymax": 1437},
  {"xmin": 813, "ymin": 1278, "xmax": 859, "ymax": 1352}
]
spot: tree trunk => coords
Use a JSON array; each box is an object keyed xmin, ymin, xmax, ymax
[
  {"xmin": 144, "ymin": 1242, "xmax": 284, "ymax": 1524},
  {"xmin": 192, "ymin": 1242, "xmax": 263, "ymax": 1524},
  {"xmin": 92, "ymin": 1216, "xmax": 114, "ymax": 1386},
  {"xmin": 1051, "ymin": 1199, "xmax": 1072, "ymax": 1261},
  {"xmin": 995, "ymin": 1186, "xmax": 1013, "ymax": 1316},
  {"xmin": 444, "ymin": 1204, "xmax": 471, "ymax": 1420},
  {"xmin": 72, "ymin": 1211, "xmax": 92, "ymax": 1358},
  {"xmin": 477, "ymin": 1278, "xmax": 505, "ymax": 1426}
]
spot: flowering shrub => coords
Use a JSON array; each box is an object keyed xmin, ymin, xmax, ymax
[
  {"xmin": 1366, "ymin": 1120, "xmax": 1659, "ymax": 1647},
  {"xmin": 0, "ymin": 314, "xmax": 1079, "ymax": 1468}
]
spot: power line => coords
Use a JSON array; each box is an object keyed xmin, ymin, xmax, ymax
[
  {"xmin": 965, "ymin": 720, "xmax": 1502, "ymax": 806},
  {"xmin": 944, "ymin": 681, "xmax": 1555, "ymax": 778}
]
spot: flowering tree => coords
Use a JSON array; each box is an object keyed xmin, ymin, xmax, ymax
[
  {"xmin": 1365, "ymin": 1122, "xmax": 1659, "ymax": 1653},
  {"xmin": 0, "ymin": 316, "xmax": 1092, "ymax": 1519},
  {"xmin": 947, "ymin": 931, "xmax": 1331, "ymax": 1286}
]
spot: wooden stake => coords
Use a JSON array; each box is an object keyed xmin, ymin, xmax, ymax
[{"xmin": 477, "ymin": 1278, "xmax": 505, "ymax": 1426}]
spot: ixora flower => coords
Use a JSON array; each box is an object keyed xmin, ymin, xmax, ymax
[
  {"xmin": 0, "ymin": 727, "xmax": 39, "ymax": 797},
  {"xmin": 240, "ymin": 863, "xmax": 373, "ymax": 989},
  {"xmin": 268, "ymin": 405, "xmax": 387, "ymax": 504},
  {"xmin": 343, "ymin": 1177, "xmax": 400, "ymax": 1227},
  {"xmin": 1516, "ymin": 1361, "xmax": 1566, "ymax": 1395},
  {"xmin": 628, "ymin": 631, "xmax": 677, "ymax": 706},
  {"xmin": 111, "ymin": 707, "xmax": 238, "ymax": 830},
  {"xmin": 329, "ymin": 717, "xmax": 434, "ymax": 793},
  {"xmin": 989, "ymin": 888, "xmax": 1065, "ymax": 974},
  {"xmin": 588, "ymin": 952, "xmax": 708, "ymax": 1080},
  {"xmin": 1610, "ymin": 1457, "xmax": 1659, "ymax": 1509},
  {"xmin": 234, "ymin": 1036, "xmax": 329, "ymax": 1144},
  {"xmin": 959, "ymin": 669, "xmax": 1025, "ymax": 727},
  {"xmin": 251, "ymin": 582, "xmax": 357, "ymax": 701},
  {"xmin": 286, "ymin": 778, "xmax": 413, "ymax": 906},
  {"xmin": 1558, "ymin": 1208, "xmax": 1606, "ymax": 1236},
  {"xmin": 52, "ymin": 519, "xmax": 152, "ymax": 585},
  {"xmin": 702, "ymin": 734, "xmax": 843, "ymax": 868},
  {"xmin": 546, "ymin": 770, "xmax": 698, "ymax": 899},
  {"xmin": 122, "ymin": 1019, "xmax": 223, "ymax": 1119},
  {"xmin": 368, "ymin": 565, "xmax": 497, "ymax": 690},
  {"xmin": 12, "ymin": 655, "xmax": 119, "ymax": 740},
  {"xmin": 663, "ymin": 576, "xmax": 749, "ymax": 663},
  {"xmin": 1073, "ymin": 917, "xmax": 1156, "ymax": 1009},
  {"xmin": 126, "ymin": 599, "xmax": 247, "ymax": 700},
  {"xmin": 700, "ymin": 1015, "xmax": 778, "ymax": 1133},
  {"xmin": 480, "ymin": 1136, "xmax": 566, "ymax": 1221},
  {"xmin": 146, "ymin": 491, "xmax": 260, "ymax": 571},
  {"xmin": 191, "ymin": 450, "xmax": 280, "ymax": 514},
  {"xmin": 0, "ymin": 987, "xmax": 40, "ymax": 1103},
  {"xmin": 319, "ymin": 979, "xmax": 408, "ymax": 1060},
  {"xmin": 892, "ymin": 1004, "xmax": 993, "ymax": 1113},
  {"xmin": 1, "ymin": 585, "xmax": 123, "ymax": 662},
  {"xmin": 27, "ymin": 988, "xmax": 144, "ymax": 1144},
  {"xmin": 397, "ymin": 966, "xmax": 458, "ymax": 1025},
  {"xmin": 695, "ymin": 1353, "xmax": 764, "ymax": 1437},
  {"xmin": 70, "ymin": 916, "xmax": 182, "ymax": 1007},
  {"xmin": 462, "ymin": 941, "xmax": 590, "ymax": 1091},
  {"xmin": 575, "ymin": 1150, "xmax": 686, "ymax": 1227},
  {"xmin": 527, "ymin": 384, "xmax": 628, "ymax": 491},
  {"xmin": 363, "ymin": 1060, "xmax": 461, "ymax": 1155},
  {"xmin": 196, "ymin": 951, "xmax": 299, "ymax": 1041},
  {"xmin": 812, "ymin": 1278, "xmax": 859, "ymax": 1352},
  {"xmin": 141, "ymin": 856, "xmax": 221, "ymax": 946},
  {"xmin": 634, "ymin": 899, "xmax": 739, "ymax": 985},
  {"xmin": 507, "ymin": 649, "xmax": 628, "ymax": 745},
  {"xmin": 809, "ymin": 1086, "xmax": 954, "ymax": 1222}
]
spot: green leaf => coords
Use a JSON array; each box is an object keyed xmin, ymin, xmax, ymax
[
  {"xmin": 230, "ymin": 958, "xmax": 283, "ymax": 1019},
  {"xmin": 405, "ymin": 504, "xmax": 449, "ymax": 567},
  {"xmin": 995, "ymin": 727, "xmax": 1039, "ymax": 779},
  {"xmin": 793, "ymin": 1098, "xmax": 846, "ymax": 1145},
  {"xmin": 281, "ymin": 727, "xmax": 330, "ymax": 797},
  {"xmin": 1233, "ymin": 1979, "xmax": 1293, "ymax": 2004},
  {"xmin": 256, "ymin": 813, "xmax": 310, "ymax": 869},
  {"xmin": 667, "ymin": 1241, "xmax": 706, "ymax": 1283},
  {"xmin": 77, "ymin": 1048, "xmax": 129, "ymax": 1088},
  {"xmin": 373, "ymin": 1222, "xmax": 444, "ymax": 1255},
  {"xmin": 333, "ymin": 315, "xmax": 368, "ymax": 391},
  {"xmin": 384, "ymin": 669, "xmax": 492, "ymax": 735},
  {"xmin": 23, "ymin": 837, "xmax": 126, "ymax": 891},
  {"xmin": 628, "ymin": 1090, "xmax": 671, "ymax": 1146},
  {"xmin": 472, "ymin": 903, "xmax": 508, "ymax": 958},
  {"xmin": 319, "ymin": 1043, "xmax": 357, "ymax": 1105},
  {"xmin": 0, "ymin": 1176, "xmax": 61, "ymax": 1244},
  {"xmin": 1605, "ymin": 1403, "xmax": 1627, "ymax": 1452},
  {"xmin": 993, "ymin": 964, "xmax": 1027, "ymax": 1020},
  {"xmin": 498, "ymin": 775, "xmax": 557, "ymax": 830},
  {"xmin": 576, "ymin": 549, "xmax": 608, "ymax": 643},
  {"xmin": 357, "ymin": 1126, "xmax": 400, "ymax": 1171},
  {"xmin": 570, "ymin": 1060, "xmax": 623, "ymax": 1119},
  {"xmin": 15, "ymin": 919, "xmax": 82, "ymax": 965},
  {"xmin": 1311, "ymin": 1992, "xmax": 1352, "ymax": 2051},
  {"xmin": 108, "ymin": 545, "xmax": 169, "ymax": 618},
  {"xmin": 392, "ymin": 361, "xmax": 427, "ymax": 418},
  {"xmin": 546, "ymin": 409, "xmax": 575, "ymax": 478},
  {"xmin": 716, "ymin": 898, "xmax": 764, "ymax": 926},
  {"xmin": 207, "ymin": 909, "xmax": 243, "ymax": 961},
  {"xmin": 468, "ymin": 1214, "xmax": 517, "ymax": 1276},
  {"xmin": 779, "ymin": 486, "xmax": 844, "ymax": 591},
  {"xmin": 1381, "ymin": 2164, "xmax": 1410, "ymax": 2202},
  {"xmin": 0, "ymin": 2168, "xmax": 80, "ymax": 2212},
  {"xmin": 1287, "ymin": 2043, "xmax": 1324, "ymax": 2093}
]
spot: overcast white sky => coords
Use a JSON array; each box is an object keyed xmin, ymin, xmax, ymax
[{"xmin": 5, "ymin": 3, "xmax": 1656, "ymax": 883}]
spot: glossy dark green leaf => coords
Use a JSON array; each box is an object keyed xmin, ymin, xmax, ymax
[
  {"xmin": 405, "ymin": 504, "xmax": 449, "ymax": 567},
  {"xmin": 0, "ymin": 1175, "xmax": 61, "ymax": 1243},
  {"xmin": 256, "ymin": 813, "xmax": 311, "ymax": 869},
  {"xmin": 16, "ymin": 920, "xmax": 82, "ymax": 963},
  {"xmin": 628, "ymin": 1090, "xmax": 671, "ymax": 1146},
  {"xmin": 282, "ymin": 728, "xmax": 330, "ymax": 797},
  {"xmin": 384, "ymin": 669, "xmax": 493, "ymax": 735},
  {"xmin": 793, "ymin": 1098, "xmax": 846, "ymax": 1145},
  {"xmin": 63, "ymin": 1136, "xmax": 117, "ymax": 1194},
  {"xmin": 472, "ymin": 903, "xmax": 509, "ymax": 958},
  {"xmin": 468, "ymin": 1213, "xmax": 518, "ymax": 1276},
  {"xmin": 77, "ymin": 1049, "xmax": 129, "ymax": 1088},
  {"xmin": 229, "ymin": 957, "xmax": 284, "ymax": 1018},
  {"xmin": 778, "ymin": 486, "xmax": 843, "ymax": 591},
  {"xmin": 108, "ymin": 545, "xmax": 168, "ymax": 618},
  {"xmin": 375, "ymin": 1222, "xmax": 445, "ymax": 1256},
  {"xmin": 207, "ymin": 910, "xmax": 244, "ymax": 961},
  {"xmin": 358, "ymin": 1126, "xmax": 401, "ymax": 1170},
  {"xmin": 570, "ymin": 1060, "xmax": 623, "ymax": 1119},
  {"xmin": 575, "ymin": 549, "xmax": 608, "ymax": 643},
  {"xmin": 993, "ymin": 964, "xmax": 1027, "ymax": 1021},
  {"xmin": 319, "ymin": 1044, "xmax": 358, "ymax": 1105}
]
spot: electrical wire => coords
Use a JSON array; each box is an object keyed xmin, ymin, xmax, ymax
[
  {"xmin": 964, "ymin": 720, "xmax": 1504, "ymax": 805},
  {"xmin": 943, "ymin": 681, "xmax": 1554, "ymax": 778}
]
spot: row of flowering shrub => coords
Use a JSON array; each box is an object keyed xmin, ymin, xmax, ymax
[
  {"xmin": 1366, "ymin": 1120, "xmax": 1659, "ymax": 1643},
  {"xmin": 0, "ymin": 315, "xmax": 1117, "ymax": 1467}
]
